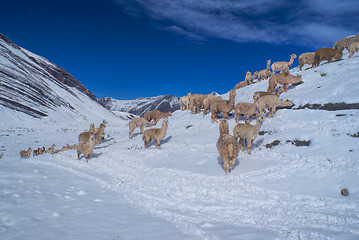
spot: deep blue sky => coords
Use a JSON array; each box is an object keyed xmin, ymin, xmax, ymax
[{"xmin": 1, "ymin": 0, "xmax": 358, "ymax": 100}]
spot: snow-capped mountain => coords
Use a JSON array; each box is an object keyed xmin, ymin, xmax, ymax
[
  {"xmin": 0, "ymin": 33, "xmax": 116, "ymax": 122},
  {"xmin": 99, "ymin": 94, "xmax": 180, "ymax": 117}
]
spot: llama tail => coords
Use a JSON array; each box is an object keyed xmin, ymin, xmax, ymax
[{"xmin": 228, "ymin": 144, "xmax": 234, "ymax": 158}]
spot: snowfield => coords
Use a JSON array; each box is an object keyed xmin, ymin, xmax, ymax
[{"xmin": 1, "ymin": 53, "xmax": 359, "ymax": 240}]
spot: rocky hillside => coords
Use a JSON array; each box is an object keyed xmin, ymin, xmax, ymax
[{"xmin": 0, "ymin": 33, "xmax": 99, "ymax": 118}]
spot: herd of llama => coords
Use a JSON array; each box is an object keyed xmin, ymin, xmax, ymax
[{"xmin": 17, "ymin": 35, "xmax": 359, "ymax": 173}]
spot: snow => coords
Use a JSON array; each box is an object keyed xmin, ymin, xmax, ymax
[{"xmin": 1, "ymin": 53, "xmax": 359, "ymax": 240}]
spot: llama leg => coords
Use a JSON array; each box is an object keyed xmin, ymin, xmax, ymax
[
  {"xmin": 284, "ymin": 83, "xmax": 289, "ymax": 92},
  {"xmin": 235, "ymin": 112, "xmax": 239, "ymax": 122},
  {"xmin": 129, "ymin": 127, "xmax": 134, "ymax": 139},
  {"xmin": 211, "ymin": 112, "xmax": 217, "ymax": 123},
  {"xmin": 270, "ymin": 106, "xmax": 276, "ymax": 118},
  {"xmin": 239, "ymin": 138, "xmax": 245, "ymax": 151},
  {"xmin": 223, "ymin": 159, "xmax": 229, "ymax": 173},
  {"xmin": 223, "ymin": 112, "xmax": 228, "ymax": 120},
  {"xmin": 229, "ymin": 157, "xmax": 236, "ymax": 172},
  {"xmin": 140, "ymin": 125, "xmax": 145, "ymax": 134},
  {"xmin": 156, "ymin": 140, "xmax": 161, "ymax": 149},
  {"xmin": 247, "ymin": 140, "xmax": 253, "ymax": 154}
]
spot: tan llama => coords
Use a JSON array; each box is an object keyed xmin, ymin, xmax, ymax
[
  {"xmin": 128, "ymin": 117, "xmax": 156, "ymax": 139},
  {"xmin": 210, "ymin": 90, "xmax": 236, "ymax": 122},
  {"xmin": 255, "ymin": 59, "xmax": 272, "ymax": 81},
  {"xmin": 94, "ymin": 122, "xmax": 107, "ymax": 145},
  {"xmin": 267, "ymin": 73, "xmax": 301, "ymax": 93},
  {"xmin": 313, "ymin": 48, "xmax": 342, "ymax": 67},
  {"xmin": 78, "ymin": 123, "xmax": 95, "ymax": 142},
  {"xmin": 45, "ymin": 144, "xmax": 56, "ymax": 154},
  {"xmin": 253, "ymin": 87, "xmax": 285, "ymax": 102},
  {"xmin": 234, "ymin": 101, "xmax": 257, "ymax": 124},
  {"xmin": 20, "ymin": 148, "xmax": 32, "ymax": 158},
  {"xmin": 298, "ymin": 52, "xmax": 315, "ymax": 70},
  {"xmin": 271, "ymin": 54, "xmax": 297, "ymax": 74},
  {"xmin": 179, "ymin": 93, "xmax": 191, "ymax": 110},
  {"xmin": 202, "ymin": 95, "xmax": 222, "ymax": 116},
  {"xmin": 77, "ymin": 132, "xmax": 96, "ymax": 163},
  {"xmin": 216, "ymin": 119, "xmax": 239, "ymax": 173},
  {"xmin": 144, "ymin": 110, "xmax": 172, "ymax": 123},
  {"xmin": 233, "ymin": 113, "xmax": 265, "ymax": 154},
  {"xmin": 256, "ymin": 95, "xmax": 294, "ymax": 118},
  {"xmin": 142, "ymin": 117, "xmax": 169, "ymax": 149}
]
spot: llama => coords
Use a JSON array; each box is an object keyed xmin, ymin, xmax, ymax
[
  {"xmin": 267, "ymin": 73, "xmax": 302, "ymax": 93},
  {"xmin": 203, "ymin": 95, "xmax": 222, "ymax": 116},
  {"xmin": 216, "ymin": 119, "xmax": 239, "ymax": 173},
  {"xmin": 20, "ymin": 148, "xmax": 32, "ymax": 158},
  {"xmin": 234, "ymin": 101, "xmax": 257, "ymax": 124},
  {"xmin": 233, "ymin": 112, "xmax": 265, "ymax": 154},
  {"xmin": 253, "ymin": 87, "xmax": 285, "ymax": 102},
  {"xmin": 144, "ymin": 110, "xmax": 173, "ymax": 123},
  {"xmin": 142, "ymin": 118, "xmax": 169, "ymax": 149},
  {"xmin": 255, "ymin": 60, "xmax": 272, "ymax": 81},
  {"xmin": 188, "ymin": 94, "xmax": 208, "ymax": 113},
  {"xmin": 334, "ymin": 35, "xmax": 359, "ymax": 53},
  {"xmin": 45, "ymin": 144, "xmax": 56, "ymax": 154},
  {"xmin": 256, "ymin": 95, "xmax": 294, "ymax": 118},
  {"xmin": 94, "ymin": 122, "xmax": 107, "ymax": 145},
  {"xmin": 0, "ymin": 153, "xmax": 3, "ymax": 159},
  {"xmin": 78, "ymin": 123, "xmax": 95, "ymax": 142},
  {"xmin": 271, "ymin": 54, "xmax": 297, "ymax": 74},
  {"xmin": 77, "ymin": 132, "xmax": 96, "ymax": 163},
  {"xmin": 298, "ymin": 52, "xmax": 315, "ymax": 70},
  {"xmin": 128, "ymin": 117, "xmax": 157, "ymax": 139},
  {"xmin": 235, "ymin": 80, "xmax": 248, "ymax": 89},
  {"xmin": 313, "ymin": 48, "xmax": 343, "ymax": 67},
  {"xmin": 349, "ymin": 42, "xmax": 359, "ymax": 58},
  {"xmin": 179, "ymin": 93, "xmax": 191, "ymax": 110},
  {"xmin": 245, "ymin": 71, "xmax": 255, "ymax": 85},
  {"xmin": 61, "ymin": 144, "xmax": 72, "ymax": 151},
  {"xmin": 210, "ymin": 90, "xmax": 236, "ymax": 122},
  {"xmin": 94, "ymin": 120, "xmax": 108, "ymax": 131}
]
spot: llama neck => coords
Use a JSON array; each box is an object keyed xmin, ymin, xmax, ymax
[
  {"xmin": 228, "ymin": 93, "xmax": 236, "ymax": 107},
  {"xmin": 274, "ymin": 89, "xmax": 282, "ymax": 96},
  {"xmin": 96, "ymin": 124, "xmax": 105, "ymax": 135},
  {"xmin": 254, "ymin": 119, "xmax": 264, "ymax": 133},
  {"xmin": 288, "ymin": 57, "xmax": 295, "ymax": 66},
  {"xmin": 160, "ymin": 122, "xmax": 168, "ymax": 137},
  {"xmin": 266, "ymin": 61, "xmax": 270, "ymax": 70}
]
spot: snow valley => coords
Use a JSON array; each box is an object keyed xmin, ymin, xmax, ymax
[{"xmin": 1, "ymin": 34, "xmax": 359, "ymax": 239}]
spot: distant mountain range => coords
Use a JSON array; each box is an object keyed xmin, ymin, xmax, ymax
[{"xmin": 98, "ymin": 95, "xmax": 180, "ymax": 117}]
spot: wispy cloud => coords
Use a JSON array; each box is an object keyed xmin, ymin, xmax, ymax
[{"xmin": 114, "ymin": 0, "xmax": 359, "ymax": 47}]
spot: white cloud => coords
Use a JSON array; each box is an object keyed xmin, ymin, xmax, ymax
[{"xmin": 114, "ymin": 0, "xmax": 359, "ymax": 47}]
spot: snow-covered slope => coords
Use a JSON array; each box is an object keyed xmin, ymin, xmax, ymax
[
  {"xmin": 0, "ymin": 52, "xmax": 358, "ymax": 240},
  {"xmin": 0, "ymin": 33, "xmax": 117, "ymax": 123},
  {"xmin": 99, "ymin": 94, "xmax": 180, "ymax": 117}
]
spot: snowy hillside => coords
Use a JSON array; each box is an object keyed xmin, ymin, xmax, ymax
[
  {"xmin": 99, "ymin": 94, "xmax": 180, "ymax": 117},
  {"xmin": 0, "ymin": 52, "xmax": 359, "ymax": 240},
  {"xmin": 0, "ymin": 33, "xmax": 115, "ymax": 122}
]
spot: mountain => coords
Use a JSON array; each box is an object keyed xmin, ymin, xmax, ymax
[
  {"xmin": 0, "ymin": 33, "xmax": 108, "ymax": 120},
  {"xmin": 98, "ymin": 94, "xmax": 180, "ymax": 117}
]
